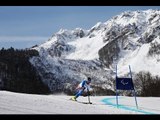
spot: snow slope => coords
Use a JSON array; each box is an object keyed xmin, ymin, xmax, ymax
[
  {"xmin": 0, "ymin": 91, "xmax": 159, "ymax": 114},
  {"xmin": 115, "ymin": 38, "xmax": 160, "ymax": 76}
]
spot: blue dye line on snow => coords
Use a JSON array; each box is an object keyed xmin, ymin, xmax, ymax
[{"xmin": 101, "ymin": 97, "xmax": 156, "ymax": 114}]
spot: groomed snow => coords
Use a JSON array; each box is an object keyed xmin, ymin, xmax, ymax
[{"xmin": 0, "ymin": 91, "xmax": 159, "ymax": 114}]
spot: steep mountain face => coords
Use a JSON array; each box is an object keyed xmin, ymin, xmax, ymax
[{"xmin": 30, "ymin": 9, "xmax": 160, "ymax": 94}]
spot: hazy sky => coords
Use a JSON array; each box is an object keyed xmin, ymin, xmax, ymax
[{"xmin": 0, "ymin": 6, "xmax": 160, "ymax": 49}]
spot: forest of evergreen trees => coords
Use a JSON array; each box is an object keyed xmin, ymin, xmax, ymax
[{"xmin": 0, "ymin": 47, "xmax": 51, "ymax": 94}]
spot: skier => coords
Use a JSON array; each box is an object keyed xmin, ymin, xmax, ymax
[{"xmin": 70, "ymin": 77, "xmax": 92, "ymax": 101}]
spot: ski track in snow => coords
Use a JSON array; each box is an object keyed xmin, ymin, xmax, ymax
[
  {"xmin": 102, "ymin": 97, "xmax": 157, "ymax": 114},
  {"xmin": 0, "ymin": 91, "xmax": 160, "ymax": 114}
]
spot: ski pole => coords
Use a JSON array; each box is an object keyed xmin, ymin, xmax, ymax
[{"xmin": 87, "ymin": 88, "xmax": 92, "ymax": 104}]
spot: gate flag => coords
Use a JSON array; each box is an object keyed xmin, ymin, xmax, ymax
[
  {"xmin": 116, "ymin": 77, "xmax": 134, "ymax": 90},
  {"xmin": 115, "ymin": 65, "xmax": 138, "ymax": 109}
]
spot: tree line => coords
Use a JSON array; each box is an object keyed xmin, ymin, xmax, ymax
[{"xmin": 0, "ymin": 47, "xmax": 51, "ymax": 94}]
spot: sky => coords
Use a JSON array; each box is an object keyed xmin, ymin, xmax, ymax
[{"xmin": 0, "ymin": 6, "xmax": 160, "ymax": 49}]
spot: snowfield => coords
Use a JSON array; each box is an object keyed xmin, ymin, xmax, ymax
[{"xmin": 0, "ymin": 91, "xmax": 159, "ymax": 114}]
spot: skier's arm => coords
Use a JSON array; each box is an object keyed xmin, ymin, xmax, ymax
[
  {"xmin": 76, "ymin": 80, "xmax": 86, "ymax": 90},
  {"xmin": 84, "ymin": 83, "xmax": 90, "ymax": 91}
]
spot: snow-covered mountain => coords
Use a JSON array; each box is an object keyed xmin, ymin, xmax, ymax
[{"xmin": 30, "ymin": 9, "xmax": 160, "ymax": 93}]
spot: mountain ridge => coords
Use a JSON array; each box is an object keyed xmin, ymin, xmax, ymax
[{"xmin": 30, "ymin": 9, "xmax": 160, "ymax": 94}]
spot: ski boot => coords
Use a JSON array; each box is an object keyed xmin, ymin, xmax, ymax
[{"xmin": 70, "ymin": 96, "xmax": 77, "ymax": 101}]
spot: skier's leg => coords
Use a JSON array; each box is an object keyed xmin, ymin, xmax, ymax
[
  {"xmin": 75, "ymin": 89, "xmax": 83, "ymax": 99},
  {"xmin": 71, "ymin": 88, "xmax": 85, "ymax": 101},
  {"xmin": 71, "ymin": 89, "xmax": 83, "ymax": 101}
]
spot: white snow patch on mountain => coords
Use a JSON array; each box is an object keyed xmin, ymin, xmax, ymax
[
  {"xmin": 66, "ymin": 34, "xmax": 105, "ymax": 60},
  {"xmin": 117, "ymin": 41, "xmax": 160, "ymax": 77}
]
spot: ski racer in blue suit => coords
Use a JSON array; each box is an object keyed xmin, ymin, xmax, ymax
[{"xmin": 71, "ymin": 77, "xmax": 92, "ymax": 101}]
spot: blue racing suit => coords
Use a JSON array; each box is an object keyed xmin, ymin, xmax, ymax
[{"xmin": 75, "ymin": 80, "xmax": 90, "ymax": 98}]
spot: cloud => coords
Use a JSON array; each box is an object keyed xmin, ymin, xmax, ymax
[
  {"xmin": 0, "ymin": 36, "xmax": 49, "ymax": 49},
  {"xmin": 0, "ymin": 36, "xmax": 49, "ymax": 42}
]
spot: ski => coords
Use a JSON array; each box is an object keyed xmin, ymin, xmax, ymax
[
  {"xmin": 69, "ymin": 98, "xmax": 92, "ymax": 104},
  {"xmin": 77, "ymin": 101, "xmax": 92, "ymax": 104}
]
